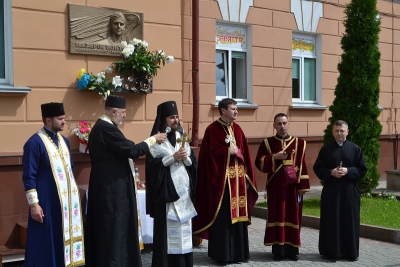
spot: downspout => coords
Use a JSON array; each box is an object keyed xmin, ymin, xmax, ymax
[{"xmin": 191, "ymin": 0, "xmax": 200, "ymax": 147}]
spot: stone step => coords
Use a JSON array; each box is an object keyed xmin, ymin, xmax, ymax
[{"xmin": 0, "ymin": 223, "xmax": 27, "ymax": 266}]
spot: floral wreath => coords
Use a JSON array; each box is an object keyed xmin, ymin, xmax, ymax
[{"xmin": 76, "ymin": 38, "xmax": 174, "ymax": 99}]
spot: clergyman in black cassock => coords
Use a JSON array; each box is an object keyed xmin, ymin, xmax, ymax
[
  {"xmin": 146, "ymin": 100, "xmax": 197, "ymax": 267},
  {"xmin": 85, "ymin": 96, "xmax": 166, "ymax": 267},
  {"xmin": 313, "ymin": 120, "xmax": 367, "ymax": 262}
]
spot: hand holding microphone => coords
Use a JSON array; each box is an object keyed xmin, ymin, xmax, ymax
[{"xmin": 153, "ymin": 132, "xmax": 167, "ymax": 144}]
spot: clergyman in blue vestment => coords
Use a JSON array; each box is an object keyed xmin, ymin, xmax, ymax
[{"xmin": 22, "ymin": 102, "xmax": 85, "ymax": 267}]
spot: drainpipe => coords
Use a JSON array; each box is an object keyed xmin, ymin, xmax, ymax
[{"xmin": 191, "ymin": 0, "xmax": 200, "ymax": 147}]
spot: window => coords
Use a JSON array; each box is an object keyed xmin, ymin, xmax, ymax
[
  {"xmin": 292, "ymin": 34, "xmax": 318, "ymax": 104},
  {"xmin": 215, "ymin": 24, "xmax": 250, "ymax": 102},
  {"xmin": 0, "ymin": 1, "xmax": 29, "ymax": 93},
  {"xmin": 0, "ymin": 0, "xmax": 12, "ymax": 85}
]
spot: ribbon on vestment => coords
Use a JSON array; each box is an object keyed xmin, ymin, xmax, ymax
[{"xmin": 37, "ymin": 129, "xmax": 85, "ymax": 267}]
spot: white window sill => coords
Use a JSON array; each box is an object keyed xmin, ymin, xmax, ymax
[
  {"xmin": 291, "ymin": 103, "xmax": 327, "ymax": 110},
  {"xmin": 0, "ymin": 85, "xmax": 31, "ymax": 94},
  {"xmin": 214, "ymin": 101, "xmax": 258, "ymax": 109}
]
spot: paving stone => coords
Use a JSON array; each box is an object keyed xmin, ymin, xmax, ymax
[{"xmin": 140, "ymin": 216, "xmax": 400, "ymax": 267}]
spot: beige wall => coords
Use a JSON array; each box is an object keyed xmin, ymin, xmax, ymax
[
  {"xmin": 2, "ymin": 0, "xmax": 400, "ymax": 153},
  {"xmin": 186, "ymin": 0, "xmax": 400, "ymax": 140},
  {"xmin": 1, "ymin": 0, "xmax": 182, "ymax": 152}
]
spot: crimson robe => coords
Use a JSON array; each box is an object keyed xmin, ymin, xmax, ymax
[
  {"xmin": 255, "ymin": 135, "xmax": 310, "ymax": 248},
  {"xmin": 193, "ymin": 119, "xmax": 258, "ymax": 239}
]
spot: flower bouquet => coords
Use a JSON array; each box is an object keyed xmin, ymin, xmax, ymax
[
  {"xmin": 72, "ymin": 120, "xmax": 94, "ymax": 153},
  {"xmin": 76, "ymin": 38, "xmax": 174, "ymax": 98}
]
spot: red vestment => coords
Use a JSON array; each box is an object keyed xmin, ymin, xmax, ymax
[
  {"xmin": 193, "ymin": 119, "xmax": 258, "ymax": 239},
  {"xmin": 255, "ymin": 135, "xmax": 310, "ymax": 247}
]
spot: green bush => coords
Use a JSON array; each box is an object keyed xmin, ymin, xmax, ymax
[{"xmin": 323, "ymin": 0, "xmax": 382, "ymax": 193}]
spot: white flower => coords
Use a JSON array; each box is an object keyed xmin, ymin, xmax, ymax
[
  {"xmin": 105, "ymin": 66, "xmax": 113, "ymax": 74},
  {"xmin": 141, "ymin": 41, "xmax": 149, "ymax": 49},
  {"xmin": 166, "ymin": 55, "xmax": 174, "ymax": 64},
  {"xmin": 95, "ymin": 72, "xmax": 105, "ymax": 84},
  {"xmin": 122, "ymin": 44, "xmax": 135, "ymax": 58},
  {"xmin": 112, "ymin": 76, "xmax": 123, "ymax": 88},
  {"xmin": 121, "ymin": 41, "xmax": 128, "ymax": 48},
  {"xmin": 97, "ymin": 72, "xmax": 105, "ymax": 79},
  {"xmin": 158, "ymin": 50, "xmax": 165, "ymax": 57},
  {"xmin": 132, "ymin": 38, "xmax": 142, "ymax": 45}
]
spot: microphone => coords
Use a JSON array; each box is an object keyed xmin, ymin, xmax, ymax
[{"xmin": 165, "ymin": 127, "xmax": 171, "ymax": 134}]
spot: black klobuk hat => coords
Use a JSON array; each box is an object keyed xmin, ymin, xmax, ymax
[{"xmin": 150, "ymin": 101, "xmax": 179, "ymax": 135}]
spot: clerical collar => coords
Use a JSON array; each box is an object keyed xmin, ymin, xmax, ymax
[
  {"xmin": 100, "ymin": 114, "xmax": 117, "ymax": 126},
  {"xmin": 275, "ymin": 133, "xmax": 290, "ymax": 140},
  {"xmin": 336, "ymin": 139, "xmax": 347, "ymax": 146},
  {"xmin": 43, "ymin": 126, "xmax": 57, "ymax": 138},
  {"xmin": 219, "ymin": 117, "xmax": 231, "ymax": 125}
]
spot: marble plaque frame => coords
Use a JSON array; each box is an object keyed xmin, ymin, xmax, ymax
[{"xmin": 68, "ymin": 4, "xmax": 144, "ymax": 57}]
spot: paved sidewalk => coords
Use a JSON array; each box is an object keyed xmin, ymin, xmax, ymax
[
  {"xmin": 141, "ymin": 216, "xmax": 400, "ymax": 267},
  {"xmin": 6, "ymin": 181, "xmax": 399, "ymax": 267}
]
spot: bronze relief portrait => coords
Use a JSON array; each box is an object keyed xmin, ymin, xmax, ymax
[{"xmin": 68, "ymin": 4, "xmax": 144, "ymax": 56}]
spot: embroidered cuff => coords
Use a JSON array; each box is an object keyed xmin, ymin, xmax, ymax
[
  {"xmin": 144, "ymin": 136, "xmax": 156, "ymax": 148},
  {"xmin": 26, "ymin": 189, "xmax": 39, "ymax": 207},
  {"xmin": 183, "ymin": 157, "xmax": 192, "ymax": 166},
  {"xmin": 162, "ymin": 155, "xmax": 175, "ymax": 166}
]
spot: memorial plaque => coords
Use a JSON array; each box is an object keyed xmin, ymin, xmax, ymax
[{"xmin": 68, "ymin": 4, "xmax": 144, "ymax": 56}]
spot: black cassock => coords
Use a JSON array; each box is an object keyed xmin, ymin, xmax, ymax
[
  {"xmin": 85, "ymin": 118, "xmax": 150, "ymax": 267},
  {"xmin": 313, "ymin": 140, "xmax": 367, "ymax": 260},
  {"xmin": 145, "ymin": 133, "xmax": 197, "ymax": 267}
]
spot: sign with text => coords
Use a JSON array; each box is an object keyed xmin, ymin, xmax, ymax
[
  {"xmin": 292, "ymin": 34, "xmax": 316, "ymax": 56},
  {"xmin": 216, "ymin": 25, "xmax": 247, "ymax": 49}
]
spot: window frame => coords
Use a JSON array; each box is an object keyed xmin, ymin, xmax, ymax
[
  {"xmin": 0, "ymin": 1, "xmax": 30, "ymax": 93},
  {"xmin": 215, "ymin": 22, "xmax": 253, "ymax": 104},
  {"xmin": 1, "ymin": 0, "xmax": 13, "ymax": 85},
  {"xmin": 291, "ymin": 32, "xmax": 322, "ymax": 106},
  {"xmin": 292, "ymin": 56, "xmax": 316, "ymax": 103}
]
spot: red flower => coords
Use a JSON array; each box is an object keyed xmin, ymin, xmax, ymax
[
  {"xmin": 79, "ymin": 120, "xmax": 88, "ymax": 127},
  {"xmin": 79, "ymin": 127, "xmax": 89, "ymax": 133}
]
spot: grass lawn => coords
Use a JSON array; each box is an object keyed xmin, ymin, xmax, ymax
[{"xmin": 257, "ymin": 197, "xmax": 400, "ymax": 230}]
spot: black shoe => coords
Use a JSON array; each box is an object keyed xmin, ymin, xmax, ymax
[
  {"xmin": 288, "ymin": 254, "xmax": 299, "ymax": 261},
  {"xmin": 348, "ymin": 257, "xmax": 358, "ymax": 261},
  {"xmin": 273, "ymin": 255, "xmax": 283, "ymax": 261},
  {"xmin": 322, "ymin": 255, "xmax": 336, "ymax": 262},
  {"xmin": 217, "ymin": 261, "xmax": 228, "ymax": 266}
]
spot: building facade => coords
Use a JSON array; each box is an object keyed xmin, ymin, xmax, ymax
[{"xmin": 0, "ymin": 0, "xmax": 399, "ymax": 248}]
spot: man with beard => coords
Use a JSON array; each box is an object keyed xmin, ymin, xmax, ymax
[
  {"xmin": 313, "ymin": 120, "xmax": 367, "ymax": 262},
  {"xmin": 255, "ymin": 113, "xmax": 310, "ymax": 261},
  {"xmin": 85, "ymin": 95, "xmax": 166, "ymax": 267},
  {"xmin": 146, "ymin": 100, "xmax": 197, "ymax": 267},
  {"xmin": 193, "ymin": 98, "xmax": 258, "ymax": 265},
  {"xmin": 23, "ymin": 103, "xmax": 85, "ymax": 266}
]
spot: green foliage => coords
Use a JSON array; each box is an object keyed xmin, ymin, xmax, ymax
[
  {"xmin": 113, "ymin": 45, "xmax": 166, "ymax": 78},
  {"xmin": 87, "ymin": 73, "xmax": 113, "ymax": 96},
  {"xmin": 300, "ymin": 197, "xmax": 400, "ymax": 229},
  {"xmin": 323, "ymin": 0, "xmax": 382, "ymax": 193}
]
